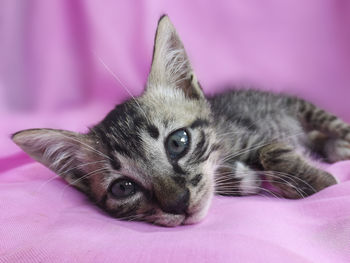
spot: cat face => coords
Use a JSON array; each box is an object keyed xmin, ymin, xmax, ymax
[
  {"xmin": 88, "ymin": 91, "xmax": 218, "ymax": 226},
  {"xmin": 12, "ymin": 16, "xmax": 221, "ymax": 226}
]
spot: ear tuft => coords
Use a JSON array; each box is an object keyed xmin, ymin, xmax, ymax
[{"xmin": 147, "ymin": 15, "xmax": 204, "ymax": 100}]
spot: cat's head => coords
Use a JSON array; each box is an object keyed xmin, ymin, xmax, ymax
[{"xmin": 12, "ymin": 15, "xmax": 220, "ymax": 226}]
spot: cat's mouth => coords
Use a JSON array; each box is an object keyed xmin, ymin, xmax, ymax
[
  {"xmin": 150, "ymin": 198, "xmax": 212, "ymax": 227},
  {"xmin": 146, "ymin": 204, "xmax": 209, "ymax": 227}
]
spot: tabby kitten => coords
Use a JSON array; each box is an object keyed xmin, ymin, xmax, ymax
[{"xmin": 12, "ymin": 16, "xmax": 350, "ymax": 227}]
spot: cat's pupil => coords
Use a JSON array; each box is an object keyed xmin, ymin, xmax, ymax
[
  {"xmin": 166, "ymin": 129, "xmax": 189, "ymax": 159},
  {"xmin": 172, "ymin": 140, "xmax": 179, "ymax": 148},
  {"xmin": 110, "ymin": 179, "xmax": 136, "ymax": 198}
]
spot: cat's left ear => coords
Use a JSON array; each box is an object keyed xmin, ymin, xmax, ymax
[
  {"xmin": 147, "ymin": 15, "xmax": 204, "ymax": 99},
  {"xmin": 12, "ymin": 129, "xmax": 94, "ymax": 192}
]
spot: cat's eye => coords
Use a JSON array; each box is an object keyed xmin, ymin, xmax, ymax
[
  {"xmin": 166, "ymin": 129, "xmax": 190, "ymax": 159},
  {"xmin": 110, "ymin": 179, "xmax": 136, "ymax": 198}
]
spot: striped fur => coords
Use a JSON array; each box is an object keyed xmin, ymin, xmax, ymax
[{"xmin": 12, "ymin": 15, "xmax": 350, "ymax": 226}]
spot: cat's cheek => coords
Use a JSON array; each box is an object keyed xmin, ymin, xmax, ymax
[{"xmin": 181, "ymin": 155, "xmax": 218, "ymax": 225}]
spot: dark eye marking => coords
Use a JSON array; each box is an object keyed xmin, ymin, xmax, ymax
[
  {"xmin": 190, "ymin": 119, "xmax": 209, "ymax": 129},
  {"xmin": 190, "ymin": 174, "xmax": 202, "ymax": 186},
  {"xmin": 146, "ymin": 124, "xmax": 159, "ymax": 139},
  {"xmin": 172, "ymin": 163, "xmax": 187, "ymax": 175},
  {"xmin": 192, "ymin": 131, "xmax": 208, "ymax": 161}
]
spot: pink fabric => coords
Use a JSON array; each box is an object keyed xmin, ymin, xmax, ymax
[{"xmin": 1, "ymin": 1, "xmax": 350, "ymax": 262}]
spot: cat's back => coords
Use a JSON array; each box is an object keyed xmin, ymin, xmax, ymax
[
  {"xmin": 208, "ymin": 88, "xmax": 290, "ymax": 119},
  {"xmin": 208, "ymin": 89, "xmax": 294, "ymax": 123},
  {"xmin": 207, "ymin": 88, "xmax": 306, "ymax": 163},
  {"xmin": 208, "ymin": 88, "xmax": 304, "ymax": 145}
]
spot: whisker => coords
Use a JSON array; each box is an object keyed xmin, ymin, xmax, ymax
[
  {"xmin": 92, "ymin": 51, "xmax": 151, "ymax": 124},
  {"xmin": 256, "ymin": 172, "xmax": 307, "ymax": 198},
  {"xmin": 213, "ymin": 164, "xmax": 314, "ymax": 196},
  {"xmin": 59, "ymin": 167, "xmax": 109, "ymax": 200},
  {"xmin": 50, "ymin": 130, "xmax": 113, "ymax": 161},
  {"xmin": 215, "ymin": 178, "xmax": 305, "ymax": 198},
  {"xmin": 214, "ymin": 170, "xmax": 308, "ymax": 198},
  {"xmin": 215, "ymin": 124, "xmax": 256, "ymax": 138},
  {"xmin": 264, "ymin": 170, "xmax": 316, "ymax": 192},
  {"xmin": 215, "ymin": 186, "xmax": 282, "ymax": 199},
  {"xmin": 220, "ymin": 131, "xmax": 305, "ymax": 163},
  {"xmin": 35, "ymin": 160, "xmax": 107, "ymax": 193},
  {"xmin": 262, "ymin": 171, "xmax": 315, "ymax": 196},
  {"xmin": 117, "ymin": 214, "xmax": 145, "ymax": 222}
]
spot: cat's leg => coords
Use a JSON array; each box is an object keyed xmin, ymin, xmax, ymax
[
  {"xmin": 215, "ymin": 162, "xmax": 261, "ymax": 196},
  {"xmin": 292, "ymin": 97, "xmax": 350, "ymax": 142},
  {"xmin": 259, "ymin": 142, "xmax": 337, "ymax": 199},
  {"xmin": 308, "ymin": 130, "xmax": 350, "ymax": 163}
]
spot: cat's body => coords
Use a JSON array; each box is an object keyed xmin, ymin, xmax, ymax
[
  {"xmin": 209, "ymin": 89, "xmax": 306, "ymax": 165},
  {"xmin": 209, "ymin": 89, "xmax": 349, "ymax": 198},
  {"xmin": 12, "ymin": 16, "xmax": 350, "ymax": 226}
]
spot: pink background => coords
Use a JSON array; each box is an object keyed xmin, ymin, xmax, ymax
[{"xmin": 1, "ymin": 1, "xmax": 350, "ymax": 262}]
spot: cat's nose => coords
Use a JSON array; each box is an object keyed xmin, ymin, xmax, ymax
[
  {"xmin": 161, "ymin": 189, "xmax": 190, "ymax": 215},
  {"xmin": 153, "ymin": 177, "xmax": 190, "ymax": 215}
]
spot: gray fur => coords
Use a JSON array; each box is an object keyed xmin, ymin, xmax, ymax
[{"xmin": 12, "ymin": 16, "xmax": 350, "ymax": 226}]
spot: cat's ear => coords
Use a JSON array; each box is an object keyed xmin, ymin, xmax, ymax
[
  {"xmin": 147, "ymin": 15, "xmax": 204, "ymax": 99},
  {"xmin": 12, "ymin": 129, "xmax": 93, "ymax": 192}
]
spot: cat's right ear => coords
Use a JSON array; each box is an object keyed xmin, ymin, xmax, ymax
[
  {"xmin": 147, "ymin": 15, "xmax": 204, "ymax": 100},
  {"xmin": 12, "ymin": 129, "xmax": 94, "ymax": 192}
]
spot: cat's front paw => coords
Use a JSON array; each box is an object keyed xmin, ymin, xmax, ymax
[{"xmin": 215, "ymin": 162, "xmax": 261, "ymax": 196}]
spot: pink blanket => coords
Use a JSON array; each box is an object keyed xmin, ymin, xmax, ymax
[{"xmin": 1, "ymin": 1, "xmax": 350, "ymax": 262}]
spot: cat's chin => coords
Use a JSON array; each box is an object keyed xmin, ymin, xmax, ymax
[
  {"xmin": 150, "ymin": 204, "xmax": 211, "ymax": 227},
  {"xmin": 151, "ymin": 214, "xmax": 186, "ymax": 227},
  {"xmin": 151, "ymin": 213, "xmax": 204, "ymax": 227}
]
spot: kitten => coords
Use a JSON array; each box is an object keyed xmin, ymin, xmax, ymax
[{"xmin": 12, "ymin": 15, "xmax": 350, "ymax": 227}]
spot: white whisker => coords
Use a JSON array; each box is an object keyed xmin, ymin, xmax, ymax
[
  {"xmin": 59, "ymin": 167, "xmax": 109, "ymax": 200},
  {"xmin": 51, "ymin": 131, "xmax": 112, "ymax": 161},
  {"xmin": 219, "ymin": 131, "xmax": 305, "ymax": 163},
  {"xmin": 214, "ymin": 169, "xmax": 309, "ymax": 198},
  {"xmin": 35, "ymin": 160, "xmax": 107, "ymax": 193},
  {"xmin": 92, "ymin": 51, "xmax": 151, "ymax": 124}
]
